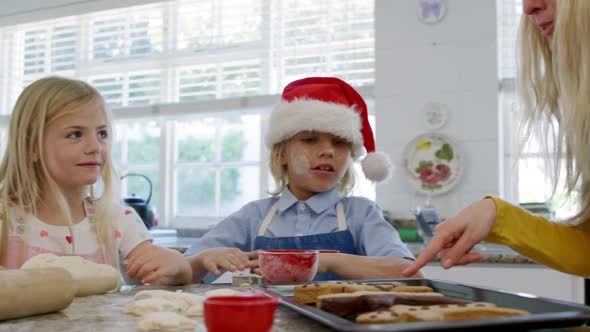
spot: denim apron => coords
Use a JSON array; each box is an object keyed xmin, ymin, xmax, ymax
[{"xmin": 254, "ymin": 201, "xmax": 358, "ymax": 281}]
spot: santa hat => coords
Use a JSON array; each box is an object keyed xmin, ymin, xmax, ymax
[{"xmin": 266, "ymin": 77, "xmax": 392, "ymax": 182}]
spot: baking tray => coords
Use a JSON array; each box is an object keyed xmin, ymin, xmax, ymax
[{"xmin": 252, "ymin": 278, "xmax": 590, "ymax": 331}]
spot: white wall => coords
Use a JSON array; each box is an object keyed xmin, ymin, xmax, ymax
[
  {"xmin": 0, "ymin": 0, "xmax": 161, "ymax": 27},
  {"xmin": 374, "ymin": 0, "xmax": 499, "ymax": 219}
]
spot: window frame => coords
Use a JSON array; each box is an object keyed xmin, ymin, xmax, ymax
[{"xmin": 0, "ymin": 0, "xmax": 377, "ymax": 229}]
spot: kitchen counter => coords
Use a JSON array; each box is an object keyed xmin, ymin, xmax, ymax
[
  {"xmin": 2, "ymin": 283, "xmax": 588, "ymax": 332},
  {"xmin": 1, "ymin": 284, "xmax": 332, "ymax": 332}
]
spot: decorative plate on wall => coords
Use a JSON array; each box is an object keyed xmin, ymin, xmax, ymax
[{"xmin": 402, "ymin": 133, "xmax": 462, "ymax": 195}]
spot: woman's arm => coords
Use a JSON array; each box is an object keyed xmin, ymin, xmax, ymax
[
  {"xmin": 487, "ymin": 197, "xmax": 590, "ymax": 277},
  {"xmin": 403, "ymin": 197, "xmax": 590, "ymax": 278}
]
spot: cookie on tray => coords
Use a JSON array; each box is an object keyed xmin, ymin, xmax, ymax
[
  {"xmin": 293, "ymin": 281, "xmax": 407, "ymax": 304},
  {"xmin": 356, "ymin": 302, "xmax": 529, "ymax": 324},
  {"xmin": 317, "ymin": 291, "xmax": 469, "ymax": 318},
  {"xmin": 294, "ymin": 281, "xmax": 354, "ymax": 304},
  {"xmin": 342, "ymin": 281, "xmax": 411, "ymax": 293}
]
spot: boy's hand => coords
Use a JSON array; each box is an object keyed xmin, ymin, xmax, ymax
[
  {"xmin": 124, "ymin": 242, "xmax": 192, "ymax": 285},
  {"xmin": 198, "ymin": 248, "xmax": 258, "ymax": 276}
]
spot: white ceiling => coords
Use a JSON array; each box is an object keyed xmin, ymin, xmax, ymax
[
  {"xmin": 0, "ymin": 0, "xmax": 162, "ymax": 27},
  {"xmin": 0, "ymin": 0, "xmax": 82, "ymax": 17}
]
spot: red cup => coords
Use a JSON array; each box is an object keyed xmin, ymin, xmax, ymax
[
  {"xmin": 258, "ymin": 249, "xmax": 319, "ymax": 284},
  {"xmin": 204, "ymin": 295, "xmax": 279, "ymax": 332}
]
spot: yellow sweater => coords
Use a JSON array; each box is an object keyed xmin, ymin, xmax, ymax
[{"xmin": 485, "ymin": 197, "xmax": 590, "ymax": 278}]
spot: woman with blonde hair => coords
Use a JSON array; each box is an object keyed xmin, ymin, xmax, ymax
[
  {"xmin": 403, "ymin": 0, "xmax": 590, "ymax": 278},
  {"xmin": 0, "ymin": 76, "xmax": 191, "ymax": 285}
]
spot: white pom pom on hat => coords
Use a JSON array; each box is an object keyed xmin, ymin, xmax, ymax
[{"xmin": 266, "ymin": 76, "xmax": 393, "ymax": 182}]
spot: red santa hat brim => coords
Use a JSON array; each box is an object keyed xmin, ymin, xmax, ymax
[{"xmin": 265, "ymin": 98, "xmax": 365, "ymax": 157}]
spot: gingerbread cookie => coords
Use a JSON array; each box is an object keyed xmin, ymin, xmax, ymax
[
  {"xmin": 293, "ymin": 281, "xmax": 406, "ymax": 304},
  {"xmin": 293, "ymin": 281, "xmax": 407, "ymax": 304},
  {"xmin": 356, "ymin": 302, "xmax": 529, "ymax": 324},
  {"xmin": 341, "ymin": 281, "xmax": 410, "ymax": 293},
  {"xmin": 294, "ymin": 281, "xmax": 354, "ymax": 304},
  {"xmin": 317, "ymin": 291, "xmax": 469, "ymax": 318}
]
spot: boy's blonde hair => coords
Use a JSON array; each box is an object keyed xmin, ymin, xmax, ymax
[
  {"xmin": 517, "ymin": 0, "xmax": 590, "ymax": 226},
  {"xmin": 268, "ymin": 139, "xmax": 356, "ymax": 197},
  {"xmin": 0, "ymin": 76, "xmax": 120, "ymax": 267}
]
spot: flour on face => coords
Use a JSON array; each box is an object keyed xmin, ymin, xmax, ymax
[{"xmin": 288, "ymin": 145, "xmax": 312, "ymax": 178}]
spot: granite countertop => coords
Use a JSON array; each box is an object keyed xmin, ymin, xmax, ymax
[
  {"xmin": 1, "ymin": 284, "xmax": 332, "ymax": 332},
  {"xmin": 2, "ymin": 283, "xmax": 587, "ymax": 332}
]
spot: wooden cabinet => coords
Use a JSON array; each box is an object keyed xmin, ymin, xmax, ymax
[{"xmin": 422, "ymin": 263, "xmax": 585, "ymax": 304}]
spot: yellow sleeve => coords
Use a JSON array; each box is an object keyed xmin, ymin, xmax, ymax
[{"xmin": 484, "ymin": 196, "xmax": 590, "ymax": 277}]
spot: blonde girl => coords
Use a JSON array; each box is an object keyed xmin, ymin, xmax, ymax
[
  {"xmin": 0, "ymin": 76, "xmax": 191, "ymax": 285},
  {"xmin": 404, "ymin": 0, "xmax": 590, "ymax": 278}
]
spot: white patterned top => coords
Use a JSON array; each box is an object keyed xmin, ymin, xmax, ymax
[{"xmin": 1, "ymin": 199, "xmax": 152, "ymax": 268}]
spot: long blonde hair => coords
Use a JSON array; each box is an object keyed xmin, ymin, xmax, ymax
[
  {"xmin": 517, "ymin": 0, "xmax": 590, "ymax": 225},
  {"xmin": 268, "ymin": 139, "xmax": 356, "ymax": 196},
  {"xmin": 0, "ymin": 76, "xmax": 120, "ymax": 267}
]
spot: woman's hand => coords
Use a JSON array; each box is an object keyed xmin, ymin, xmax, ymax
[
  {"xmin": 124, "ymin": 242, "xmax": 192, "ymax": 285},
  {"xmin": 401, "ymin": 198, "xmax": 497, "ymax": 277}
]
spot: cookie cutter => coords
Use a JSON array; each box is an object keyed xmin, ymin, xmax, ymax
[{"xmin": 231, "ymin": 274, "xmax": 264, "ymax": 288}]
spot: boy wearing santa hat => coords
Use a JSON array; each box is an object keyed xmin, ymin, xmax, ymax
[{"xmin": 186, "ymin": 77, "xmax": 421, "ymax": 283}]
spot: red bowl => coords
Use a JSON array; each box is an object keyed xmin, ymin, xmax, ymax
[
  {"xmin": 204, "ymin": 295, "xmax": 279, "ymax": 332},
  {"xmin": 258, "ymin": 249, "xmax": 319, "ymax": 284}
]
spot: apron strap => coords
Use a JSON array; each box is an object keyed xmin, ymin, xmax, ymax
[
  {"xmin": 258, "ymin": 201, "xmax": 280, "ymax": 236},
  {"xmin": 336, "ymin": 202, "xmax": 347, "ymax": 231},
  {"xmin": 258, "ymin": 201, "xmax": 347, "ymax": 236}
]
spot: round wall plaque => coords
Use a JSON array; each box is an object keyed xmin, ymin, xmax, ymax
[
  {"xmin": 417, "ymin": 0, "xmax": 447, "ymax": 25},
  {"xmin": 422, "ymin": 102, "xmax": 449, "ymax": 129}
]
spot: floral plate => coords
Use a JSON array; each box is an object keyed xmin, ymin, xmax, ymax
[{"xmin": 402, "ymin": 133, "xmax": 462, "ymax": 195}]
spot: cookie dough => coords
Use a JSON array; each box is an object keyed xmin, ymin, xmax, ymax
[
  {"xmin": 21, "ymin": 253, "xmax": 120, "ymax": 297},
  {"xmin": 134, "ymin": 289, "xmax": 205, "ymax": 316},
  {"xmin": 137, "ymin": 311, "xmax": 197, "ymax": 331}
]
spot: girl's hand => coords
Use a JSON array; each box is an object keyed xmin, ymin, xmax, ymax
[
  {"xmin": 401, "ymin": 198, "xmax": 497, "ymax": 277},
  {"xmin": 124, "ymin": 242, "xmax": 192, "ymax": 285},
  {"xmin": 197, "ymin": 248, "xmax": 258, "ymax": 276}
]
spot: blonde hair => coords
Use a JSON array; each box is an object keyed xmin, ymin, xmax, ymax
[
  {"xmin": 0, "ymin": 76, "xmax": 120, "ymax": 267},
  {"xmin": 268, "ymin": 139, "xmax": 356, "ymax": 197},
  {"xmin": 516, "ymin": 0, "xmax": 590, "ymax": 226}
]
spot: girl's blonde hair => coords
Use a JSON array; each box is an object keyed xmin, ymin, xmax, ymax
[
  {"xmin": 516, "ymin": 0, "xmax": 590, "ymax": 226},
  {"xmin": 0, "ymin": 76, "xmax": 120, "ymax": 267},
  {"xmin": 268, "ymin": 139, "xmax": 356, "ymax": 196}
]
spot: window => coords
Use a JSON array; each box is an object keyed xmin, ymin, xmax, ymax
[
  {"xmin": 0, "ymin": 0, "xmax": 376, "ymax": 228},
  {"xmin": 497, "ymin": 0, "xmax": 578, "ymax": 219}
]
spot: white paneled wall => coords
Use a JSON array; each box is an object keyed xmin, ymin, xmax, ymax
[{"xmin": 374, "ymin": 0, "xmax": 499, "ymax": 219}]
